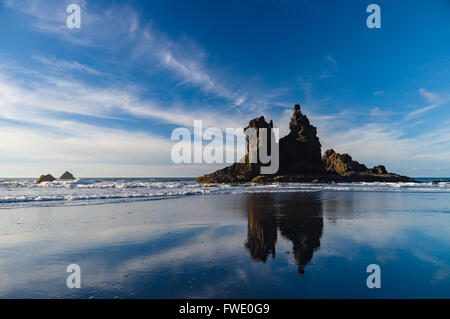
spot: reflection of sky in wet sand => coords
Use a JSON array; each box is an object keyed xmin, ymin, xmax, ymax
[{"xmin": 0, "ymin": 192, "xmax": 448, "ymax": 298}]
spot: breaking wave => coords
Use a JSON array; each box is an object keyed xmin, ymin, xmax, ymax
[{"xmin": 0, "ymin": 177, "xmax": 449, "ymax": 208}]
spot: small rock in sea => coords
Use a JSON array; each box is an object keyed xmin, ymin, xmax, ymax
[
  {"xmin": 35, "ymin": 174, "xmax": 56, "ymax": 184},
  {"xmin": 59, "ymin": 171, "xmax": 76, "ymax": 180}
]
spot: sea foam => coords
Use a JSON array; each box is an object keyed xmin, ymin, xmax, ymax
[{"xmin": 0, "ymin": 178, "xmax": 449, "ymax": 208}]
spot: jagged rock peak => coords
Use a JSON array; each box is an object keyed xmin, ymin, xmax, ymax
[
  {"xmin": 245, "ymin": 116, "xmax": 273, "ymax": 130},
  {"xmin": 276, "ymin": 104, "xmax": 323, "ymax": 174},
  {"xmin": 288, "ymin": 104, "xmax": 320, "ymax": 146},
  {"xmin": 244, "ymin": 116, "xmax": 275, "ymax": 166}
]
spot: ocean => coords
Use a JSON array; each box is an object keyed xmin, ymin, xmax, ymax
[{"xmin": 1, "ymin": 177, "xmax": 450, "ymax": 209}]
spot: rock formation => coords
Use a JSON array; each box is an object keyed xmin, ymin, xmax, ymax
[
  {"xmin": 196, "ymin": 116, "xmax": 274, "ymax": 183},
  {"xmin": 322, "ymin": 149, "xmax": 390, "ymax": 176},
  {"xmin": 60, "ymin": 171, "xmax": 76, "ymax": 180},
  {"xmin": 197, "ymin": 103, "xmax": 416, "ymax": 183},
  {"xmin": 35, "ymin": 174, "xmax": 56, "ymax": 184},
  {"xmin": 369, "ymin": 165, "xmax": 388, "ymax": 175},
  {"xmin": 322, "ymin": 149, "xmax": 368, "ymax": 174},
  {"xmin": 278, "ymin": 103, "xmax": 323, "ymax": 174}
]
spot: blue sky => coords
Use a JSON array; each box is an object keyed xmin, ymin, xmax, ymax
[{"xmin": 0, "ymin": 0, "xmax": 449, "ymax": 177}]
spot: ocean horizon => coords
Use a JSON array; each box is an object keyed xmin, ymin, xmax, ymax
[{"xmin": 1, "ymin": 177, "xmax": 450, "ymax": 209}]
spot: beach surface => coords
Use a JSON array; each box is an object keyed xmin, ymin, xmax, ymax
[{"xmin": 0, "ymin": 185, "xmax": 448, "ymax": 298}]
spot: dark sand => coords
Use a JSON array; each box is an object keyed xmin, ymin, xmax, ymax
[{"xmin": 0, "ymin": 191, "xmax": 448, "ymax": 298}]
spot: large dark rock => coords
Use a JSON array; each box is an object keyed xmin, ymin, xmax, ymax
[
  {"xmin": 322, "ymin": 149, "xmax": 368, "ymax": 174},
  {"xmin": 318, "ymin": 149, "xmax": 412, "ymax": 181},
  {"xmin": 60, "ymin": 171, "xmax": 76, "ymax": 180},
  {"xmin": 368, "ymin": 165, "xmax": 388, "ymax": 175},
  {"xmin": 322, "ymin": 149, "xmax": 394, "ymax": 177},
  {"xmin": 35, "ymin": 174, "xmax": 56, "ymax": 184},
  {"xmin": 196, "ymin": 116, "xmax": 273, "ymax": 183},
  {"xmin": 278, "ymin": 104, "xmax": 323, "ymax": 174},
  {"xmin": 197, "ymin": 103, "xmax": 417, "ymax": 184}
]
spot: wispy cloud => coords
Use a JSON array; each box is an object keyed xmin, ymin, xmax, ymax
[
  {"xmin": 33, "ymin": 55, "xmax": 103, "ymax": 75},
  {"xmin": 320, "ymin": 121, "xmax": 450, "ymax": 174},
  {"xmin": 407, "ymin": 88, "xmax": 448, "ymax": 119},
  {"xmin": 1, "ymin": 1, "xmax": 449, "ymax": 177},
  {"xmin": 370, "ymin": 107, "xmax": 392, "ymax": 117},
  {"xmin": 276, "ymin": 83, "xmax": 450, "ymax": 176},
  {"xmin": 5, "ymin": 0, "xmax": 249, "ymax": 107},
  {"xmin": 407, "ymin": 100, "xmax": 447, "ymax": 118},
  {"xmin": 162, "ymin": 52, "xmax": 245, "ymax": 105},
  {"xmin": 373, "ymin": 90, "xmax": 384, "ymax": 96},
  {"xmin": 419, "ymin": 88, "xmax": 440, "ymax": 103},
  {"xmin": 325, "ymin": 55, "xmax": 338, "ymax": 70},
  {"xmin": 0, "ymin": 58, "xmax": 247, "ymax": 176},
  {"xmin": 0, "ymin": 59, "xmax": 245, "ymax": 129},
  {"xmin": 319, "ymin": 55, "xmax": 339, "ymax": 79}
]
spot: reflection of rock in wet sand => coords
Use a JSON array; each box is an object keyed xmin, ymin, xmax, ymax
[
  {"xmin": 245, "ymin": 197, "xmax": 277, "ymax": 262},
  {"xmin": 245, "ymin": 193, "xmax": 323, "ymax": 274}
]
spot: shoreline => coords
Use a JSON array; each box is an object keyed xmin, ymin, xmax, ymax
[{"xmin": 1, "ymin": 177, "xmax": 450, "ymax": 210}]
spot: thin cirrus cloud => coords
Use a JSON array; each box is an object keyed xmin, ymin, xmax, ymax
[
  {"xmin": 162, "ymin": 52, "xmax": 246, "ymax": 106},
  {"xmin": 0, "ymin": 70, "xmax": 260, "ymax": 176},
  {"xmin": 1, "ymin": 0, "xmax": 449, "ymax": 177},
  {"xmin": 3, "ymin": 55, "xmax": 449, "ymax": 177},
  {"xmin": 419, "ymin": 88, "xmax": 440, "ymax": 103},
  {"xmin": 369, "ymin": 107, "xmax": 392, "ymax": 117},
  {"xmin": 5, "ymin": 0, "xmax": 247, "ymax": 107},
  {"xmin": 0, "ymin": 56, "xmax": 246, "ymax": 177},
  {"xmin": 407, "ymin": 88, "xmax": 449, "ymax": 119},
  {"xmin": 0, "ymin": 66, "xmax": 173, "ymax": 171},
  {"xmin": 0, "ymin": 59, "xmax": 244, "ymax": 130},
  {"xmin": 33, "ymin": 55, "xmax": 103, "ymax": 76},
  {"xmin": 3, "ymin": 0, "xmax": 305, "ymax": 120}
]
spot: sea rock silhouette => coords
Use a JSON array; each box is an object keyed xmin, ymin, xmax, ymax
[
  {"xmin": 322, "ymin": 149, "xmax": 368, "ymax": 174},
  {"xmin": 197, "ymin": 103, "xmax": 416, "ymax": 183},
  {"xmin": 321, "ymin": 149, "xmax": 394, "ymax": 178},
  {"xmin": 278, "ymin": 103, "xmax": 323, "ymax": 174},
  {"xmin": 60, "ymin": 171, "xmax": 76, "ymax": 180},
  {"xmin": 194, "ymin": 116, "xmax": 273, "ymax": 183},
  {"xmin": 369, "ymin": 165, "xmax": 388, "ymax": 175},
  {"xmin": 35, "ymin": 174, "xmax": 56, "ymax": 184}
]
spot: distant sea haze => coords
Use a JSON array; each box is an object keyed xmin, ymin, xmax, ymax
[{"xmin": 0, "ymin": 177, "xmax": 449, "ymax": 209}]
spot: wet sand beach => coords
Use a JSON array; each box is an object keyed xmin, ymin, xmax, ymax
[{"xmin": 0, "ymin": 191, "xmax": 448, "ymax": 298}]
